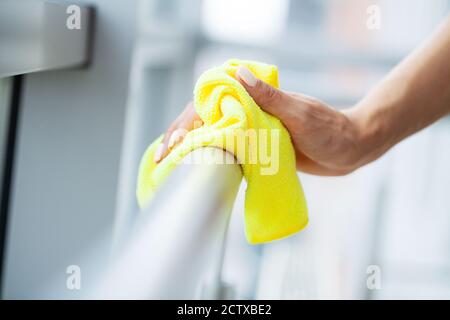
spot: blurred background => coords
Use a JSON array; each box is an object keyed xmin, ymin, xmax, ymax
[{"xmin": 1, "ymin": 0, "xmax": 450, "ymax": 299}]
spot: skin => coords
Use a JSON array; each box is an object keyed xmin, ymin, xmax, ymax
[{"xmin": 154, "ymin": 15, "xmax": 450, "ymax": 176}]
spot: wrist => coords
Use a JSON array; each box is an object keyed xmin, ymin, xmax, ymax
[{"xmin": 344, "ymin": 104, "xmax": 389, "ymax": 169}]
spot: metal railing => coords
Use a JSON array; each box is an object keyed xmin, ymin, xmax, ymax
[
  {"xmin": 0, "ymin": 0, "xmax": 93, "ymax": 77},
  {"xmin": 87, "ymin": 147, "xmax": 242, "ymax": 299}
]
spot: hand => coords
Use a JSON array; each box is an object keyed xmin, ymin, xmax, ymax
[
  {"xmin": 155, "ymin": 66, "xmax": 365, "ymax": 176},
  {"xmin": 153, "ymin": 101, "xmax": 203, "ymax": 163}
]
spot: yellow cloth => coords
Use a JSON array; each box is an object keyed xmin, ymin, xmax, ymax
[{"xmin": 137, "ymin": 59, "xmax": 308, "ymax": 244}]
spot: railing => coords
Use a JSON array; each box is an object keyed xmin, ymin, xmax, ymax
[{"xmin": 87, "ymin": 147, "xmax": 243, "ymax": 299}]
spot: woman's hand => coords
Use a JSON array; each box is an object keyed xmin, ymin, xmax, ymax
[
  {"xmin": 155, "ymin": 66, "xmax": 365, "ymax": 176},
  {"xmin": 234, "ymin": 66, "xmax": 365, "ymax": 175},
  {"xmin": 153, "ymin": 101, "xmax": 203, "ymax": 163},
  {"xmin": 155, "ymin": 16, "xmax": 450, "ymax": 174}
]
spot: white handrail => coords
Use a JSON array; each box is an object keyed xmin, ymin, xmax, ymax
[{"xmin": 87, "ymin": 147, "xmax": 242, "ymax": 299}]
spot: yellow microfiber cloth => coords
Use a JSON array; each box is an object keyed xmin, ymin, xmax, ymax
[{"xmin": 136, "ymin": 59, "xmax": 308, "ymax": 244}]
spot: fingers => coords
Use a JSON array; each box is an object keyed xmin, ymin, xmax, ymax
[
  {"xmin": 154, "ymin": 102, "xmax": 203, "ymax": 163},
  {"xmin": 235, "ymin": 66, "xmax": 292, "ymax": 120},
  {"xmin": 153, "ymin": 126, "xmax": 180, "ymax": 164},
  {"xmin": 154, "ymin": 67, "xmax": 301, "ymax": 163}
]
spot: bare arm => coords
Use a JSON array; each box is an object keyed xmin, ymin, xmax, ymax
[{"xmin": 349, "ymin": 15, "xmax": 450, "ymax": 168}]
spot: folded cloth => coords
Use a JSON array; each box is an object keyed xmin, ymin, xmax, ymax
[{"xmin": 136, "ymin": 59, "xmax": 308, "ymax": 244}]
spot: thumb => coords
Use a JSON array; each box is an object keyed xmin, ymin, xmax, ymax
[{"xmin": 236, "ymin": 66, "xmax": 290, "ymax": 118}]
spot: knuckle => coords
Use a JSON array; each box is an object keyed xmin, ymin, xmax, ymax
[
  {"xmin": 254, "ymin": 81, "xmax": 282, "ymax": 106},
  {"xmin": 263, "ymin": 85, "xmax": 281, "ymax": 104}
]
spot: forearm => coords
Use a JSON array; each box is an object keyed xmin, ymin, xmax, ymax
[{"xmin": 348, "ymin": 15, "xmax": 450, "ymax": 167}]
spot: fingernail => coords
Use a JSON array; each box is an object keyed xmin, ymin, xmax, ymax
[
  {"xmin": 168, "ymin": 128, "xmax": 185, "ymax": 148},
  {"xmin": 236, "ymin": 66, "xmax": 257, "ymax": 87},
  {"xmin": 153, "ymin": 143, "xmax": 164, "ymax": 163}
]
